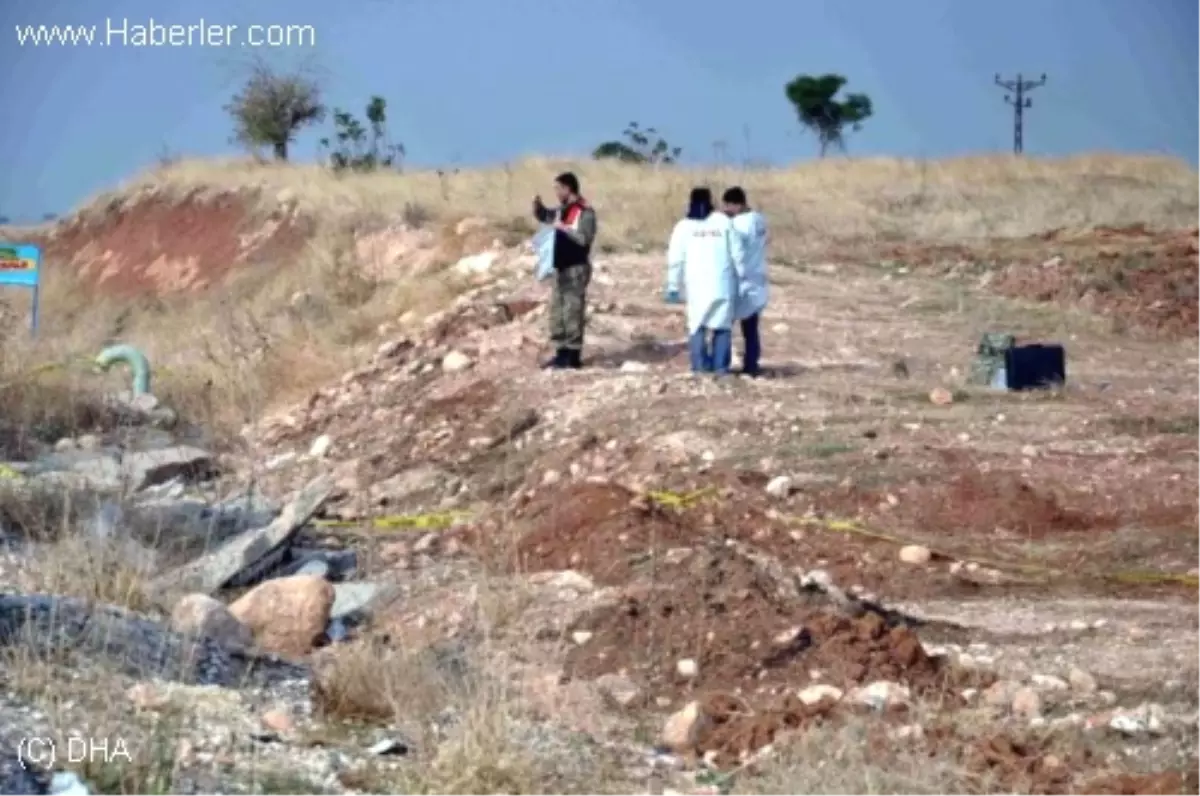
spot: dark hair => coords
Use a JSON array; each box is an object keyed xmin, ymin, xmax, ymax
[
  {"xmin": 722, "ymin": 186, "xmax": 747, "ymax": 205},
  {"xmin": 687, "ymin": 187, "xmax": 713, "ymax": 220},
  {"xmin": 555, "ymin": 172, "xmax": 580, "ymax": 194}
]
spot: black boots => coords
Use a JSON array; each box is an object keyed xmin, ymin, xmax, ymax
[{"xmin": 543, "ymin": 348, "xmax": 582, "ymax": 369}]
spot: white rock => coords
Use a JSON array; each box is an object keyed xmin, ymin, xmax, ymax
[
  {"xmin": 898, "ymin": 545, "xmax": 932, "ymax": 565},
  {"xmin": 800, "ymin": 569, "xmax": 833, "ymax": 590},
  {"xmin": 659, "ymin": 701, "xmax": 708, "ymax": 752},
  {"xmin": 441, "ymin": 350, "xmax": 474, "ymax": 372},
  {"xmin": 675, "ymin": 658, "xmax": 699, "ymax": 678},
  {"xmin": 453, "ymin": 251, "xmax": 499, "ymax": 275},
  {"xmin": 765, "ymin": 475, "xmax": 793, "ymax": 499},
  {"xmin": 796, "ymin": 684, "xmax": 843, "ymax": 706},
  {"xmin": 1031, "ymin": 674, "xmax": 1069, "ymax": 692},
  {"xmin": 619, "ymin": 361, "xmax": 650, "ymax": 373},
  {"xmin": 851, "ymin": 681, "xmax": 910, "ymax": 710},
  {"xmin": 1109, "ymin": 703, "xmax": 1166, "ymax": 736},
  {"xmin": 308, "ymin": 434, "xmax": 332, "ymax": 459},
  {"xmin": 571, "ymin": 630, "xmax": 593, "ymax": 645}
]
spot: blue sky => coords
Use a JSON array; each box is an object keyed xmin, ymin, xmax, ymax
[{"xmin": 1, "ymin": 0, "xmax": 1196, "ymax": 222}]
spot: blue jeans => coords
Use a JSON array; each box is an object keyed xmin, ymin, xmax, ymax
[
  {"xmin": 689, "ymin": 327, "xmax": 732, "ymax": 374},
  {"xmin": 739, "ymin": 313, "xmax": 762, "ymax": 376}
]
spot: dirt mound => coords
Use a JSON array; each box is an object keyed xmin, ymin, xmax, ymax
[
  {"xmin": 34, "ymin": 189, "xmax": 310, "ymax": 294},
  {"xmin": 503, "ymin": 483, "xmax": 697, "ymax": 584},
  {"xmin": 560, "ymin": 545, "xmax": 977, "ymax": 764},
  {"xmin": 994, "ymin": 226, "xmax": 1198, "ymax": 336},
  {"xmin": 877, "ymin": 225, "xmax": 1199, "ymax": 337},
  {"xmin": 806, "ymin": 461, "xmax": 1117, "ymax": 540}
]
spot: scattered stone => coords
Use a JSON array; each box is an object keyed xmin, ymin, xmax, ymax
[
  {"xmin": 571, "ymin": 630, "xmax": 593, "ymax": 646},
  {"xmin": 929, "ymin": 387, "xmax": 954, "ymax": 406},
  {"xmin": 595, "ymin": 673, "xmax": 641, "ymax": 707},
  {"xmin": 442, "ymin": 350, "xmax": 474, "ymax": 372},
  {"xmin": 368, "ymin": 738, "xmax": 411, "ymax": 757},
  {"xmin": 169, "ymin": 594, "xmax": 253, "ymax": 652},
  {"xmin": 330, "ymin": 581, "xmax": 389, "ymax": 622},
  {"xmin": 851, "ymin": 681, "xmax": 910, "ymax": 711},
  {"xmin": 229, "ymin": 574, "xmax": 334, "ymax": 657},
  {"xmin": 659, "ymin": 701, "xmax": 709, "ymax": 753},
  {"xmin": 675, "ymin": 658, "xmax": 699, "ymax": 679},
  {"xmin": 772, "ymin": 626, "xmax": 806, "ymax": 646},
  {"xmin": 123, "ymin": 446, "xmax": 216, "ymax": 490},
  {"xmin": 260, "ymin": 708, "xmax": 295, "ymax": 735},
  {"xmin": 126, "ymin": 682, "xmax": 170, "ymax": 711},
  {"xmin": 0, "ymin": 594, "xmax": 304, "ymax": 686},
  {"xmin": 150, "ymin": 474, "xmax": 333, "ymax": 596},
  {"xmin": 1070, "ymin": 667, "xmax": 1099, "ymax": 696},
  {"xmin": 619, "ymin": 361, "xmax": 650, "ymax": 373},
  {"xmin": 1031, "ymin": 674, "xmax": 1069, "ymax": 693},
  {"xmin": 765, "ymin": 476, "xmax": 793, "ymax": 499},
  {"xmin": 1109, "ymin": 703, "xmax": 1166, "ymax": 736},
  {"xmin": 797, "ymin": 684, "xmax": 843, "ymax": 706},
  {"xmin": 898, "ymin": 544, "xmax": 932, "ymax": 565},
  {"xmin": 1011, "ymin": 687, "xmax": 1042, "ymax": 719},
  {"xmin": 983, "ymin": 680, "xmax": 1020, "ymax": 707},
  {"xmin": 293, "ymin": 558, "xmax": 331, "ymax": 580},
  {"xmin": 308, "ymin": 434, "xmax": 332, "ymax": 459}
]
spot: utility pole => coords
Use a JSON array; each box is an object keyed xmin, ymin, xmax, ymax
[{"xmin": 994, "ymin": 73, "xmax": 1046, "ymax": 154}]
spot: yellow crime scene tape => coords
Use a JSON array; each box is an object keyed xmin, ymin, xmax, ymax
[
  {"xmin": 794, "ymin": 515, "xmax": 1198, "ymax": 588},
  {"xmin": 313, "ymin": 510, "xmax": 473, "ymax": 532},
  {"xmin": 645, "ymin": 487, "xmax": 717, "ymax": 509}
]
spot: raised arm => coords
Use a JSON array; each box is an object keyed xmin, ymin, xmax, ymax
[{"xmin": 532, "ymin": 197, "xmax": 555, "ymax": 224}]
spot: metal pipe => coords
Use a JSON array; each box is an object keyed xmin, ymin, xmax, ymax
[{"xmin": 95, "ymin": 344, "xmax": 151, "ymax": 396}]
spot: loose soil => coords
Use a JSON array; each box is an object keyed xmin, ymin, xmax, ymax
[
  {"xmin": 36, "ymin": 190, "xmax": 310, "ymax": 294},
  {"xmin": 871, "ymin": 225, "xmax": 1199, "ymax": 338},
  {"xmin": 500, "ymin": 482, "xmax": 698, "ymax": 584},
  {"xmin": 560, "ymin": 544, "xmax": 987, "ymax": 764}
]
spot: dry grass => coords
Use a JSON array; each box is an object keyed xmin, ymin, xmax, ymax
[{"xmin": 104, "ymin": 154, "xmax": 1198, "ymax": 253}]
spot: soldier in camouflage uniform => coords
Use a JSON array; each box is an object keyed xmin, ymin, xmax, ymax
[{"xmin": 533, "ymin": 172, "xmax": 597, "ymax": 369}]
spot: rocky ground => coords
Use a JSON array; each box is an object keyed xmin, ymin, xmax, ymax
[{"xmin": 0, "ymin": 223, "xmax": 1196, "ymax": 794}]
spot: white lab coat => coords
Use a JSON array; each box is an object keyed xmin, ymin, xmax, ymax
[
  {"xmin": 731, "ymin": 210, "xmax": 768, "ymax": 320},
  {"xmin": 666, "ymin": 212, "xmax": 747, "ymax": 335}
]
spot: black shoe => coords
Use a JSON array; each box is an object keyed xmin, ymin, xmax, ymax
[
  {"xmin": 566, "ymin": 349, "xmax": 583, "ymax": 369},
  {"xmin": 543, "ymin": 348, "xmax": 570, "ymax": 369}
]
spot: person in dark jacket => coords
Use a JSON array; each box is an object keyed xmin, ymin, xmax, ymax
[{"xmin": 532, "ymin": 172, "xmax": 597, "ymax": 369}]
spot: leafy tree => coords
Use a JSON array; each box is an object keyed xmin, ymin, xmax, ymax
[
  {"xmin": 319, "ymin": 96, "xmax": 405, "ymax": 172},
  {"xmin": 225, "ymin": 62, "xmax": 325, "ymax": 161},
  {"xmin": 593, "ymin": 122, "xmax": 681, "ymax": 164},
  {"xmin": 784, "ymin": 74, "xmax": 872, "ymax": 156}
]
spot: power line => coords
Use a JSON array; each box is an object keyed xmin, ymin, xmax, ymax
[{"xmin": 994, "ymin": 73, "xmax": 1047, "ymax": 155}]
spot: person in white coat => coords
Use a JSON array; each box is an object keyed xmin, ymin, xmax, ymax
[
  {"xmin": 722, "ymin": 187, "xmax": 768, "ymax": 377},
  {"xmin": 664, "ymin": 187, "xmax": 747, "ymax": 374}
]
